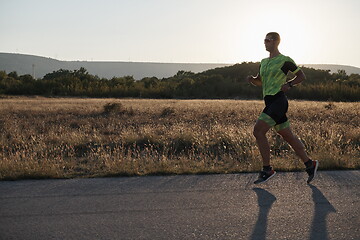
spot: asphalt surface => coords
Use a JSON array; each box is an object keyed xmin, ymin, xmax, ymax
[{"xmin": 0, "ymin": 170, "xmax": 359, "ymax": 240}]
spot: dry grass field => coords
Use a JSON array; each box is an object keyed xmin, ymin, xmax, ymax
[{"xmin": 0, "ymin": 97, "xmax": 359, "ymax": 180}]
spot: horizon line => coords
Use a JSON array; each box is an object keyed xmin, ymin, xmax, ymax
[{"xmin": 1, "ymin": 52, "xmax": 359, "ymax": 69}]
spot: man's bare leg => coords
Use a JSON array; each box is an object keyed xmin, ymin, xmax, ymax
[
  {"xmin": 253, "ymin": 120, "xmax": 272, "ymax": 166},
  {"xmin": 277, "ymin": 127, "xmax": 309, "ymax": 163},
  {"xmin": 277, "ymin": 127, "xmax": 319, "ymax": 183}
]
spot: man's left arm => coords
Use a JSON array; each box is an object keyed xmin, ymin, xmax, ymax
[
  {"xmin": 281, "ymin": 70, "xmax": 306, "ymax": 91},
  {"xmin": 281, "ymin": 60, "xmax": 306, "ymax": 91}
]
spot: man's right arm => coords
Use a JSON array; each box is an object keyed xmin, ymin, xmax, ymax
[{"xmin": 246, "ymin": 73, "xmax": 262, "ymax": 86}]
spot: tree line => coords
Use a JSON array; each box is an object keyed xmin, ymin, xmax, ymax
[{"xmin": 1, "ymin": 62, "xmax": 359, "ymax": 101}]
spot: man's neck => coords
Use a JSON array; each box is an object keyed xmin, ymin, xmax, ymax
[{"xmin": 269, "ymin": 49, "xmax": 281, "ymax": 58}]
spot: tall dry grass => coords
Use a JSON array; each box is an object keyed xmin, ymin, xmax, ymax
[{"xmin": 0, "ymin": 97, "xmax": 359, "ymax": 180}]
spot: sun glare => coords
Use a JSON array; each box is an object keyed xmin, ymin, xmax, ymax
[{"xmin": 234, "ymin": 3, "xmax": 314, "ymax": 64}]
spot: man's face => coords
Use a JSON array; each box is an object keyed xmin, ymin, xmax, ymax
[{"xmin": 264, "ymin": 35, "xmax": 277, "ymax": 52}]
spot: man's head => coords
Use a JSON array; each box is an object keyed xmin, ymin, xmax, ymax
[{"xmin": 264, "ymin": 32, "xmax": 280, "ymax": 52}]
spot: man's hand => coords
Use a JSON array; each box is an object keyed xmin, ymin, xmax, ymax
[
  {"xmin": 246, "ymin": 75, "xmax": 262, "ymax": 86},
  {"xmin": 281, "ymin": 70, "xmax": 306, "ymax": 91},
  {"xmin": 246, "ymin": 75, "xmax": 254, "ymax": 83},
  {"xmin": 281, "ymin": 82, "xmax": 291, "ymax": 92}
]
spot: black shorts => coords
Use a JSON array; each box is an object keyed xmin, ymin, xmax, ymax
[{"xmin": 259, "ymin": 91, "xmax": 290, "ymax": 131}]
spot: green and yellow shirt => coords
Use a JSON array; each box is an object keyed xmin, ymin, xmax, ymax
[{"xmin": 259, "ymin": 54, "xmax": 300, "ymax": 97}]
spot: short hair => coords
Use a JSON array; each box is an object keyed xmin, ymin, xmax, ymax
[{"xmin": 266, "ymin": 32, "xmax": 281, "ymax": 42}]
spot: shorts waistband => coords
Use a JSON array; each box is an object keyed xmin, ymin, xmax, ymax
[{"xmin": 264, "ymin": 91, "xmax": 285, "ymax": 103}]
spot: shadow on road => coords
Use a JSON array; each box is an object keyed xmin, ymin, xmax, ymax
[
  {"xmin": 250, "ymin": 188, "xmax": 276, "ymax": 240},
  {"xmin": 309, "ymin": 184, "xmax": 336, "ymax": 240}
]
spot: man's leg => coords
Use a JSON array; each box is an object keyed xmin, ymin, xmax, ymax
[
  {"xmin": 253, "ymin": 119, "xmax": 277, "ymax": 184},
  {"xmin": 277, "ymin": 126, "xmax": 319, "ymax": 183},
  {"xmin": 253, "ymin": 119, "xmax": 272, "ymax": 166},
  {"xmin": 277, "ymin": 127, "xmax": 309, "ymax": 162}
]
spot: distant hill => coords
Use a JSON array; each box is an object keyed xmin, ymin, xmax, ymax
[
  {"xmin": 301, "ymin": 64, "xmax": 360, "ymax": 75},
  {"xmin": 1, "ymin": 52, "xmax": 359, "ymax": 79},
  {"xmin": 0, "ymin": 53, "xmax": 231, "ymax": 79}
]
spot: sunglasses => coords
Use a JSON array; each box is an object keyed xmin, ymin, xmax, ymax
[{"xmin": 264, "ymin": 38, "xmax": 274, "ymax": 43}]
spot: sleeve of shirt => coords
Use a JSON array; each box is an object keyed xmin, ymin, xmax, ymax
[{"xmin": 281, "ymin": 57, "xmax": 300, "ymax": 75}]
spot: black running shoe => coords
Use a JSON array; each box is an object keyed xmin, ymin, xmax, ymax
[
  {"xmin": 254, "ymin": 169, "xmax": 276, "ymax": 184},
  {"xmin": 306, "ymin": 160, "xmax": 319, "ymax": 183}
]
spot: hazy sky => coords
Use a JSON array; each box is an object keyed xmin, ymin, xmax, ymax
[{"xmin": 1, "ymin": 0, "xmax": 359, "ymax": 67}]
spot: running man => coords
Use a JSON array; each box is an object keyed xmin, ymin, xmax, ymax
[{"xmin": 246, "ymin": 32, "xmax": 318, "ymax": 184}]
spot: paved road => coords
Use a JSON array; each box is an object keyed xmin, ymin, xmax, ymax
[{"xmin": 0, "ymin": 171, "xmax": 359, "ymax": 240}]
